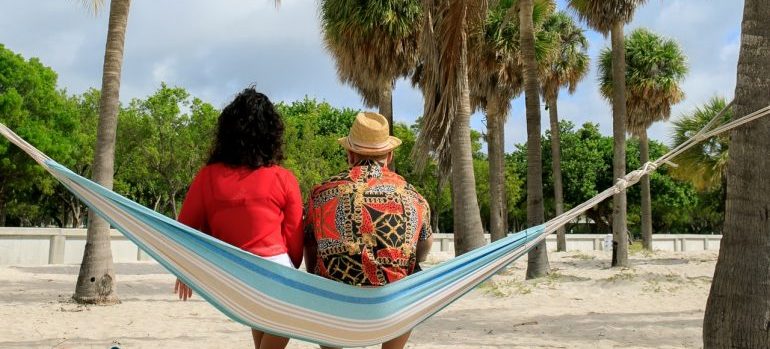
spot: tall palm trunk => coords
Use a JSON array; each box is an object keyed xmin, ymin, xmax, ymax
[
  {"xmin": 547, "ymin": 94, "xmax": 566, "ymax": 252},
  {"xmin": 639, "ymin": 129, "xmax": 652, "ymax": 250},
  {"xmin": 703, "ymin": 1, "xmax": 770, "ymax": 346},
  {"xmin": 520, "ymin": 0, "xmax": 549, "ymax": 279},
  {"xmin": 73, "ymin": 0, "xmax": 131, "ymax": 304},
  {"xmin": 379, "ymin": 85, "xmax": 395, "ymax": 171},
  {"xmin": 610, "ymin": 22, "xmax": 629, "ymax": 267},
  {"xmin": 378, "ymin": 85, "xmax": 394, "ymax": 136},
  {"xmin": 486, "ymin": 95, "xmax": 506, "ymax": 242},
  {"xmin": 452, "ymin": 58, "xmax": 487, "ymax": 255}
]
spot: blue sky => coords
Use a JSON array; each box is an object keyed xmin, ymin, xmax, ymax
[{"xmin": 0, "ymin": 1, "xmax": 743, "ymax": 151}]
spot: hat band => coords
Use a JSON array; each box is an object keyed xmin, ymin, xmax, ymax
[{"xmin": 348, "ymin": 137, "xmax": 392, "ymax": 151}]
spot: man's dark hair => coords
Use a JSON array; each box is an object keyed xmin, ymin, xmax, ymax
[{"xmin": 207, "ymin": 87, "xmax": 284, "ymax": 168}]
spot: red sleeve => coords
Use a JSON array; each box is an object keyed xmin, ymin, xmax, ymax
[
  {"xmin": 280, "ymin": 169, "xmax": 304, "ymax": 268},
  {"xmin": 178, "ymin": 167, "xmax": 208, "ymax": 233}
]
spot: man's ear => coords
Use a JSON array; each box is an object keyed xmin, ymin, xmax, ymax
[{"xmin": 347, "ymin": 150, "xmax": 355, "ymax": 165}]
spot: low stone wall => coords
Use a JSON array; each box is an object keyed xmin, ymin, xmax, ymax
[
  {"xmin": 0, "ymin": 227, "xmax": 722, "ymax": 265},
  {"xmin": 0, "ymin": 227, "xmax": 152, "ymax": 265},
  {"xmin": 430, "ymin": 233, "xmax": 722, "ymax": 254}
]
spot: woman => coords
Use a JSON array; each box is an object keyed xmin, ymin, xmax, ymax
[{"xmin": 174, "ymin": 88, "xmax": 303, "ymax": 349}]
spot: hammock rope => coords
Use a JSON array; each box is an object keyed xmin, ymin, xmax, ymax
[{"xmin": 0, "ymin": 102, "xmax": 766, "ymax": 347}]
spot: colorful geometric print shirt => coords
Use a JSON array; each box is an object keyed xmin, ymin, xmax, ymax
[{"xmin": 304, "ymin": 160, "xmax": 432, "ymax": 286}]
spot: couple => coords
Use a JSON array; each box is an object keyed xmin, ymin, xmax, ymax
[{"xmin": 173, "ymin": 87, "xmax": 433, "ymax": 349}]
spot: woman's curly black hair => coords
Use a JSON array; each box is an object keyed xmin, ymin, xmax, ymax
[{"xmin": 207, "ymin": 88, "xmax": 284, "ymax": 168}]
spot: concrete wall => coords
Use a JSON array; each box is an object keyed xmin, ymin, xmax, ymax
[
  {"xmin": 0, "ymin": 227, "xmax": 152, "ymax": 265},
  {"xmin": 430, "ymin": 233, "xmax": 722, "ymax": 255},
  {"xmin": 0, "ymin": 227, "xmax": 722, "ymax": 265}
]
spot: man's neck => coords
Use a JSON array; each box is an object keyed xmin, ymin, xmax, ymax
[{"xmin": 352, "ymin": 159, "xmax": 389, "ymax": 170}]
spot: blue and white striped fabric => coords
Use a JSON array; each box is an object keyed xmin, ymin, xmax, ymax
[{"xmin": 0, "ymin": 124, "xmax": 547, "ymax": 347}]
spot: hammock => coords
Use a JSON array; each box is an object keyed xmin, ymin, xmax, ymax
[{"xmin": 0, "ymin": 103, "xmax": 766, "ymax": 347}]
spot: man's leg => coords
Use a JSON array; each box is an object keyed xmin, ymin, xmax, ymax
[
  {"xmin": 381, "ymin": 331, "xmax": 412, "ymax": 349},
  {"xmin": 252, "ymin": 329, "xmax": 263, "ymax": 349},
  {"xmin": 252, "ymin": 329, "xmax": 290, "ymax": 349},
  {"xmin": 319, "ymin": 330, "xmax": 411, "ymax": 349}
]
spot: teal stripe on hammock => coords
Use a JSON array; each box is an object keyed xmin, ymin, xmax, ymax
[{"xmin": 46, "ymin": 160, "xmax": 546, "ymax": 321}]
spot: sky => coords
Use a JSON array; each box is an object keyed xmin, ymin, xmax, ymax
[{"xmin": 0, "ymin": 1, "xmax": 744, "ymax": 152}]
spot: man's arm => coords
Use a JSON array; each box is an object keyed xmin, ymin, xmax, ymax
[
  {"xmin": 303, "ymin": 220, "xmax": 318, "ymax": 273},
  {"xmin": 416, "ymin": 235, "xmax": 433, "ymax": 263},
  {"xmin": 416, "ymin": 201, "xmax": 434, "ymax": 263}
]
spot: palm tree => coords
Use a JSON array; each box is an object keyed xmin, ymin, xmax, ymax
[
  {"xmin": 519, "ymin": 0, "xmax": 551, "ymax": 279},
  {"xmin": 73, "ymin": 0, "xmax": 131, "ymax": 305},
  {"xmin": 320, "ymin": 0, "xmax": 422, "ymax": 136},
  {"xmin": 414, "ymin": 0, "xmax": 488, "ymax": 255},
  {"xmin": 539, "ymin": 11, "xmax": 588, "ymax": 252},
  {"xmin": 598, "ymin": 28, "xmax": 687, "ymax": 251},
  {"xmin": 703, "ymin": 1, "xmax": 770, "ymax": 346},
  {"xmin": 468, "ymin": 0, "xmax": 556, "ymax": 243},
  {"xmin": 568, "ymin": 0, "xmax": 647, "ymax": 267},
  {"xmin": 670, "ymin": 97, "xmax": 731, "ymax": 192}
]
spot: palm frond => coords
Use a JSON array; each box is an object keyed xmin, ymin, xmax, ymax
[
  {"xmin": 567, "ymin": 0, "xmax": 648, "ymax": 34},
  {"xmin": 321, "ymin": 0, "xmax": 422, "ymax": 106},
  {"xmin": 413, "ymin": 0, "xmax": 469, "ymax": 170},
  {"xmin": 670, "ymin": 97, "xmax": 731, "ymax": 191},
  {"xmin": 598, "ymin": 28, "xmax": 688, "ymax": 135},
  {"xmin": 78, "ymin": 0, "xmax": 106, "ymax": 15},
  {"xmin": 539, "ymin": 11, "xmax": 589, "ymax": 102}
]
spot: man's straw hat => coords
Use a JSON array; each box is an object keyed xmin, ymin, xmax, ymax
[{"xmin": 338, "ymin": 111, "xmax": 402, "ymax": 156}]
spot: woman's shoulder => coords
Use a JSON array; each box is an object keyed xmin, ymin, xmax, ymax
[{"xmin": 269, "ymin": 165, "xmax": 298, "ymax": 181}]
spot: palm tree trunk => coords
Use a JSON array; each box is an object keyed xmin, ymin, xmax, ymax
[
  {"xmin": 610, "ymin": 21, "xmax": 629, "ymax": 268},
  {"xmin": 378, "ymin": 85, "xmax": 394, "ymax": 137},
  {"xmin": 520, "ymin": 0, "xmax": 548, "ymax": 279},
  {"xmin": 703, "ymin": 1, "xmax": 770, "ymax": 346},
  {"xmin": 547, "ymin": 95, "xmax": 566, "ymax": 252},
  {"xmin": 379, "ymin": 85, "xmax": 396, "ymax": 172},
  {"xmin": 487, "ymin": 95, "xmax": 507, "ymax": 242},
  {"xmin": 451, "ymin": 57, "xmax": 487, "ymax": 255},
  {"xmin": 639, "ymin": 130, "xmax": 653, "ymax": 250},
  {"xmin": 74, "ymin": 0, "xmax": 131, "ymax": 304}
]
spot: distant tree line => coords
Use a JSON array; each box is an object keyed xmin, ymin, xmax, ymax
[{"xmin": 0, "ymin": 43, "xmax": 723, "ymax": 236}]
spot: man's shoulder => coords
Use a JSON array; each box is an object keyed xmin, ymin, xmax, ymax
[
  {"xmin": 310, "ymin": 169, "xmax": 352, "ymax": 198},
  {"xmin": 391, "ymin": 176, "xmax": 428, "ymax": 206}
]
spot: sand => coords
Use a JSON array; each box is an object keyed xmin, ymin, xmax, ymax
[{"xmin": 0, "ymin": 249, "xmax": 717, "ymax": 349}]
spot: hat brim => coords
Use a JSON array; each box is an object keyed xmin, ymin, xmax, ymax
[{"xmin": 337, "ymin": 136, "xmax": 402, "ymax": 156}]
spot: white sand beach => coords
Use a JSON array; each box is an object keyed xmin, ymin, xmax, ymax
[{"xmin": 0, "ymin": 249, "xmax": 716, "ymax": 349}]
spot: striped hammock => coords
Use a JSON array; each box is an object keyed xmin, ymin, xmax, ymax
[
  {"xmin": 0, "ymin": 124, "xmax": 550, "ymax": 347},
  {"xmin": 9, "ymin": 101, "xmax": 761, "ymax": 347}
]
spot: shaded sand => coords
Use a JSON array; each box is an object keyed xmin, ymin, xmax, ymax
[{"xmin": 0, "ymin": 249, "xmax": 717, "ymax": 348}]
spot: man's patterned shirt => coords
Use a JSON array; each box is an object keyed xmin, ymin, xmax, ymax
[{"xmin": 304, "ymin": 160, "xmax": 432, "ymax": 286}]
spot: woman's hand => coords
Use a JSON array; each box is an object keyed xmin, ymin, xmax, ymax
[{"xmin": 174, "ymin": 278, "xmax": 193, "ymax": 301}]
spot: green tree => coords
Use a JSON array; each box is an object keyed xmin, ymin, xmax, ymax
[
  {"xmin": 599, "ymin": 28, "xmax": 687, "ymax": 250},
  {"xmin": 277, "ymin": 98, "xmax": 358, "ymax": 197},
  {"xmin": 703, "ymin": 2, "xmax": 770, "ymax": 346},
  {"xmin": 320, "ymin": 0, "xmax": 421, "ymax": 136},
  {"xmin": 116, "ymin": 84, "xmax": 218, "ymax": 218},
  {"xmin": 55, "ymin": 89, "xmax": 101, "ymax": 227},
  {"xmin": 0, "ymin": 44, "xmax": 79, "ymax": 227},
  {"xmin": 510, "ymin": 121, "xmax": 704, "ymax": 236},
  {"xmin": 568, "ymin": 0, "xmax": 647, "ymax": 267},
  {"xmin": 540, "ymin": 11, "xmax": 589, "ymax": 251}
]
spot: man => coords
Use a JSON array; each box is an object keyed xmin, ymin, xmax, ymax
[{"xmin": 304, "ymin": 111, "xmax": 433, "ymax": 349}]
